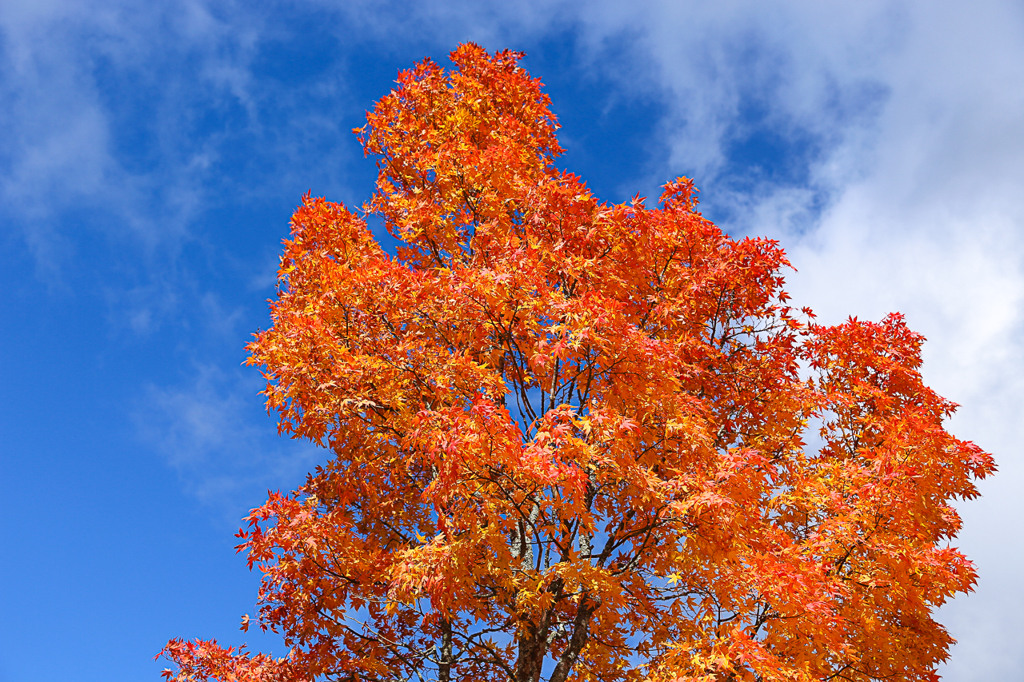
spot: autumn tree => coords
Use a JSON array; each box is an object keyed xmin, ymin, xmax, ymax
[{"xmin": 163, "ymin": 44, "xmax": 994, "ymax": 682}]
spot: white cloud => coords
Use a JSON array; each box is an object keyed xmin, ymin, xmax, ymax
[
  {"xmin": 136, "ymin": 364, "xmax": 325, "ymax": 526},
  {"xmin": 0, "ymin": 0, "xmax": 359, "ymax": 334},
  {"xmin": 0, "ymin": 0, "xmax": 272, "ymax": 267}
]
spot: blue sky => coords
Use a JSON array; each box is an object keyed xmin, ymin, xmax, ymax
[{"xmin": 2, "ymin": 1, "xmax": 1022, "ymax": 680}]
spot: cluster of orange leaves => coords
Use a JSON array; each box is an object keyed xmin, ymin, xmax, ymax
[{"xmin": 162, "ymin": 44, "xmax": 994, "ymax": 682}]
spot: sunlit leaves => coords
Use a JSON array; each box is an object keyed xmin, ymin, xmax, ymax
[{"xmin": 162, "ymin": 44, "xmax": 994, "ymax": 682}]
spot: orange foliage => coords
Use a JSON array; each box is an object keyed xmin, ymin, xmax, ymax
[{"xmin": 162, "ymin": 44, "xmax": 994, "ymax": 682}]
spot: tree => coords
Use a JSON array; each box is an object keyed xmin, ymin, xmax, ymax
[{"xmin": 162, "ymin": 44, "xmax": 994, "ymax": 682}]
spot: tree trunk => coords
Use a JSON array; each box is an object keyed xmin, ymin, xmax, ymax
[
  {"xmin": 438, "ymin": 617, "xmax": 453, "ymax": 682},
  {"xmin": 548, "ymin": 591, "xmax": 600, "ymax": 682}
]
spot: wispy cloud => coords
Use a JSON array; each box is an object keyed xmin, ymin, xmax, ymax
[
  {"xmin": 136, "ymin": 363, "xmax": 325, "ymax": 525},
  {"xmin": 0, "ymin": 0, "xmax": 354, "ymax": 285}
]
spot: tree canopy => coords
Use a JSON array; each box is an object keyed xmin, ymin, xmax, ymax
[{"xmin": 163, "ymin": 44, "xmax": 994, "ymax": 682}]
